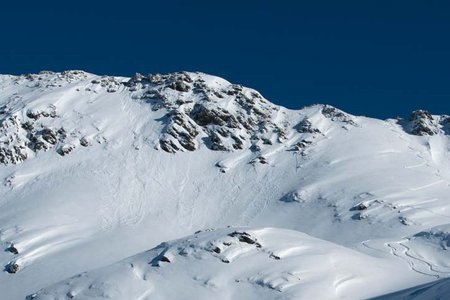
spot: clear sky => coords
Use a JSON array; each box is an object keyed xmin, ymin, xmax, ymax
[{"xmin": 1, "ymin": 0, "xmax": 449, "ymax": 119}]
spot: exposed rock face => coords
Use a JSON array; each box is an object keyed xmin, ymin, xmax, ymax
[
  {"xmin": 0, "ymin": 116, "xmax": 28, "ymax": 164},
  {"xmin": 126, "ymin": 72, "xmax": 353, "ymax": 155},
  {"xmin": 0, "ymin": 70, "xmax": 370, "ymax": 165},
  {"xmin": 0, "ymin": 71, "xmax": 103, "ymax": 165},
  {"xmin": 126, "ymin": 71, "xmax": 293, "ymax": 153},
  {"xmin": 408, "ymin": 110, "xmax": 440, "ymax": 136},
  {"xmin": 321, "ymin": 105, "xmax": 357, "ymax": 126},
  {"xmin": 5, "ymin": 261, "xmax": 19, "ymax": 274},
  {"xmin": 160, "ymin": 112, "xmax": 199, "ymax": 153},
  {"xmin": 6, "ymin": 69, "xmax": 445, "ymax": 166},
  {"xmin": 0, "ymin": 105, "xmax": 88, "ymax": 164},
  {"xmin": 295, "ymin": 118, "xmax": 321, "ymax": 134}
]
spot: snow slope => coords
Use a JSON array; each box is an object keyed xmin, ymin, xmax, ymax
[
  {"xmin": 28, "ymin": 228, "xmax": 426, "ymax": 300},
  {"xmin": 0, "ymin": 70, "xmax": 449, "ymax": 299}
]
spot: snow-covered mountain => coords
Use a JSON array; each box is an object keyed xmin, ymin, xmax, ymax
[{"xmin": 1, "ymin": 70, "xmax": 450, "ymax": 299}]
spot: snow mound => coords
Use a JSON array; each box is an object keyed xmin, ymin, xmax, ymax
[{"xmin": 27, "ymin": 227, "xmax": 422, "ymax": 300}]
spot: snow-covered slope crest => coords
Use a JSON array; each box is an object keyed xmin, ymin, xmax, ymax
[
  {"xmin": 0, "ymin": 70, "xmax": 356, "ymax": 165},
  {"xmin": 27, "ymin": 227, "xmax": 423, "ymax": 300},
  {"xmin": 2, "ymin": 70, "xmax": 450, "ymax": 299},
  {"xmin": 1, "ymin": 70, "xmax": 446, "ymax": 165}
]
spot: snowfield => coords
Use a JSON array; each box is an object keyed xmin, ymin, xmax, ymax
[
  {"xmin": 28, "ymin": 228, "xmax": 427, "ymax": 300},
  {"xmin": 0, "ymin": 70, "xmax": 449, "ymax": 299}
]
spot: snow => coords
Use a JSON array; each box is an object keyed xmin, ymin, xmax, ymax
[
  {"xmin": 0, "ymin": 70, "xmax": 449, "ymax": 299},
  {"xmin": 27, "ymin": 228, "xmax": 427, "ymax": 300}
]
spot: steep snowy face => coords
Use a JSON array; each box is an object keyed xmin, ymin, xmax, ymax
[{"xmin": 1, "ymin": 70, "xmax": 450, "ymax": 299}]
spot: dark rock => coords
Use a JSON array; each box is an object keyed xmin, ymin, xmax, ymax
[
  {"xmin": 160, "ymin": 256, "xmax": 171, "ymax": 263},
  {"xmin": 169, "ymin": 80, "xmax": 190, "ymax": 92},
  {"xmin": 321, "ymin": 105, "xmax": 357, "ymax": 126},
  {"xmin": 231, "ymin": 134, "xmax": 244, "ymax": 150},
  {"xmin": 269, "ymin": 253, "xmax": 281, "ymax": 260},
  {"xmin": 161, "ymin": 112, "xmax": 199, "ymax": 152},
  {"xmin": 399, "ymin": 217, "xmax": 411, "ymax": 226},
  {"xmin": 79, "ymin": 137, "xmax": 90, "ymax": 147},
  {"xmin": 409, "ymin": 110, "xmax": 439, "ymax": 136},
  {"xmin": 57, "ymin": 145, "xmax": 74, "ymax": 156},
  {"xmin": 21, "ymin": 122, "xmax": 33, "ymax": 131},
  {"xmin": 290, "ymin": 140, "xmax": 313, "ymax": 152},
  {"xmin": 160, "ymin": 140, "xmax": 179, "ymax": 153},
  {"xmin": 228, "ymin": 231, "xmax": 257, "ymax": 244},
  {"xmin": 262, "ymin": 138, "xmax": 272, "ymax": 145},
  {"xmin": 6, "ymin": 245, "xmax": 19, "ymax": 255},
  {"xmin": 257, "ymin": 156, "xmax": 268, "ymax": 164},
  {"xmin": 250, "ymin": 144, "xmax": 261, "ymax": 152},
  {"xmin": 295, "ymin": 118, "xmax": 321, "ymax": 134},
  {"xmin": 208, "ymin": 131, "xmax": 228, "ymax": 151},
  {"xmin": 41, "ymin": 128, "xmax": 57, "ymax": 145},
  {"xmin": 192, "ymin": 104, "xmax": 241, "ymax": 129},
  {"xmin": 56, "ymin": 128, "xmax": 67, "ymax": 141},
  {"xmin": 107, "ymin": 86, "xmax": 117, "ymax": 93},
  {"xmin": 355, "ymin": 203, "xmax": 368, "ymax": 211},
  {"xmin": 5, "ymin": 262, "xmax": 19, "ymax": 273},
  {"xmin": 26, "ymin": 110, "xmax": 40, "ymax": 120},
  {"xmin": 32, "ymin": 140, "xmax": 47, "ymax": 151}
]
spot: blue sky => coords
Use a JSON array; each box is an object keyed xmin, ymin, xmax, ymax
[{"xmin": 1, "ymin": 0, "xmax": 449, "ymax": 118}]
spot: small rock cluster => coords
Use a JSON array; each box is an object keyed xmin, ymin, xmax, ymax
[
  {"xmin": 16, "ymin": 70, "xmax": 89, "ymax": 89},
  {"xmin": 152, "ymin": 230, "xmax": 281, "ymax": 267},
  {"xmin": 321, "ymin": 105, "xmax": 357, "ymax": 126},
  {"xmin": 3, "ymin": 243, "xmax": 19, "ymax": 274},
  {"xmin": 0, "ymin": 104, "xmax": 90, "ymax": 165},
  {"xmin": 91, "ymin": 76, "xmax": 122, "ymax": 93},
  {"xmin": 408, "ymin": 110, "xmax": 440, "ymax": 136}
]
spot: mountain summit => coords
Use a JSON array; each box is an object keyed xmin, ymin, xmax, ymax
[{"xmin": 1, "ymin": 71, "xmax": 449, "ymax": 299}]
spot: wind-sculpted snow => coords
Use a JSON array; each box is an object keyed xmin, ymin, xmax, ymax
[
  {"xmin": 27, "ymin": 228, "xmax": 425, "ymax": 300},
  {"xmin": 0, "ymin": 70, "xmax": 450, "ymax": 299}
]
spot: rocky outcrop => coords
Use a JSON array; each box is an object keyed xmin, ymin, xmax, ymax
[
  {"xmin": 295, "ymin": 118, "xmax": 321, "ymax": 134},
  {"xmin": 0, "ymin": 116, "xmax": 29, "ymax": 164},
  {"xmin": 3, "ymin": 70, "xmax": 406, "ymax": 164},
  {"xmin": 160, "ymin": 112, "xmax": 199, "ymax": 153},
  {"xmin": 0, "ymin": 103, "xmax": 91, "ymax": 165},
  {"xmin": 408, "ymin": 110, "xmax": 440, "ymax": 136},
  {"xmin": 5, "ymin": 261, "xmax": 19, "ymax": 274},
  {"xmin": 321, "ymin": 105, "xmax": 357, "ymax": 126},
  {"xmin": 126, "ymin": 72, "xmax": 305, "ymax": 153}
]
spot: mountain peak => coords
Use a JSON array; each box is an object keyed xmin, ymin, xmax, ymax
[
  {"xmin": 2, "ymin": 71, "xmax": 450, "ymax": 299},
  {"xmin": 0, "ymin": 71, "xmax": 362, "ymax": 165}
]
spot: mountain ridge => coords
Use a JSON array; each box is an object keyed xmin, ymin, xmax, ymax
[
  {"xmin": 1, "ymin": 70, "xmax": 450, "ymax": 299},
  {"xmin": 0, "ymin": 70, "xmax": 446, "ymax": 166}
]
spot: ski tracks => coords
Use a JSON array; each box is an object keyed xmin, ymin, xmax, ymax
[{"xmin": 386, "ymin": 241, "xmax": 450, "ymax": 278}]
